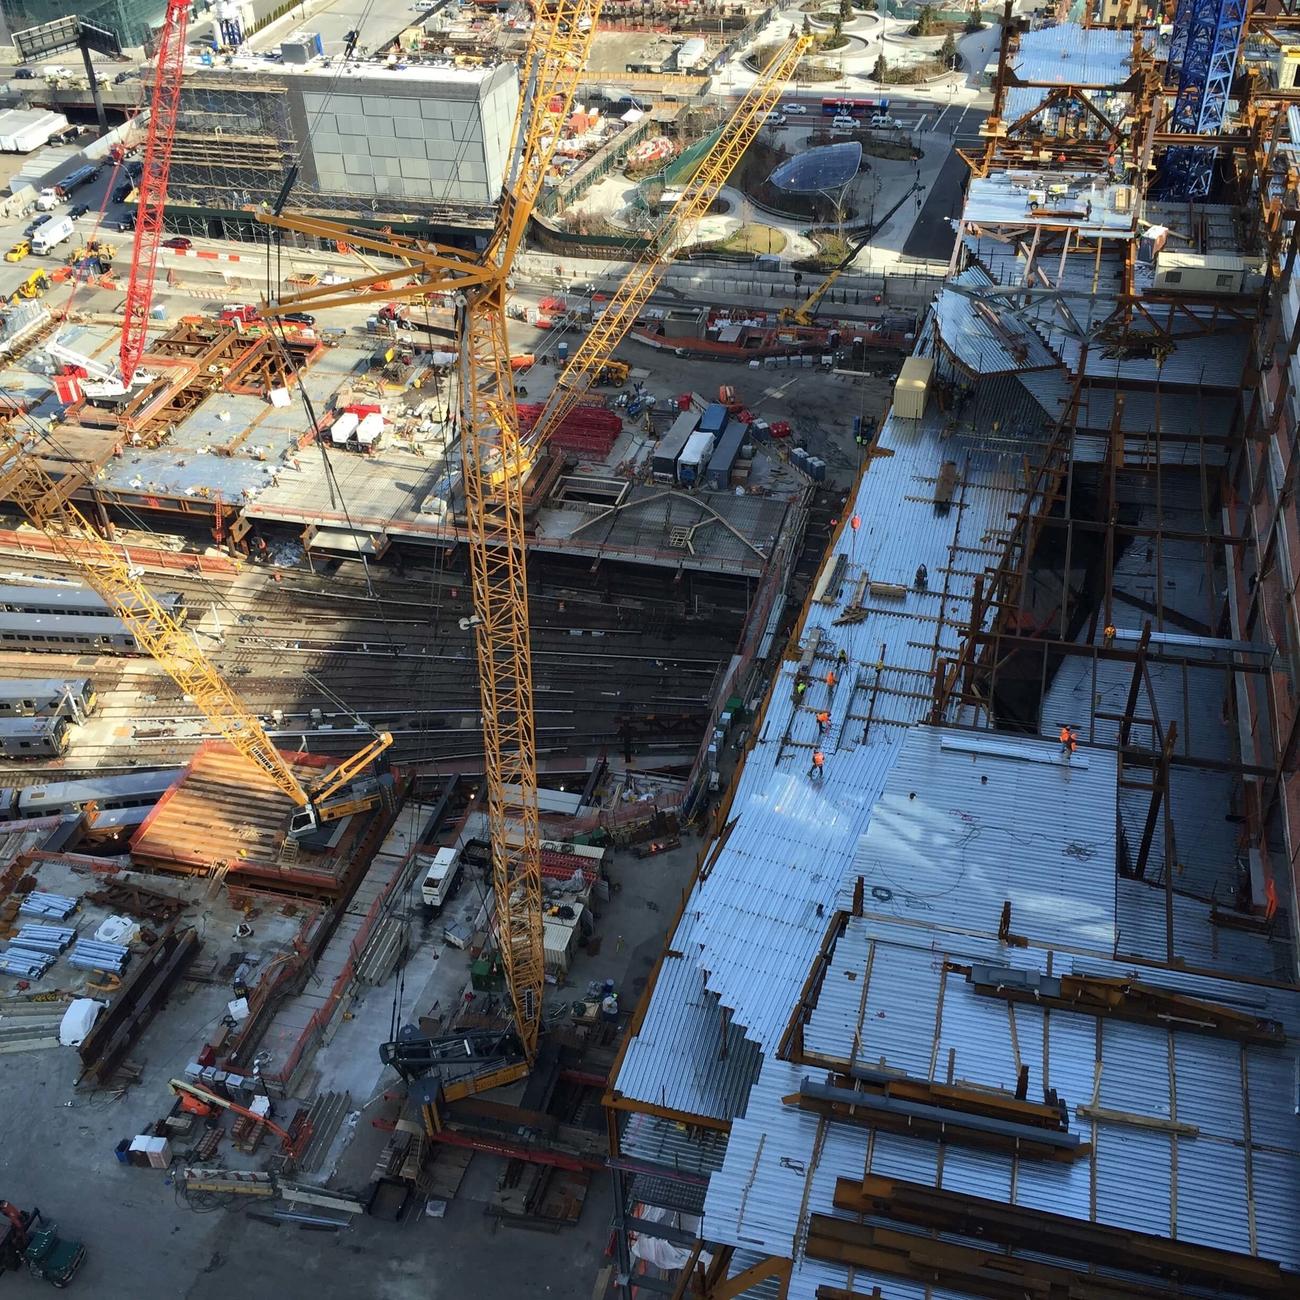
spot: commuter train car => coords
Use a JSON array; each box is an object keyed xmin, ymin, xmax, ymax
[
  {"xmin": 0, "ymin": 677, "xmax": 96, "ymax": 719},
  {"xmin": 0, "ymin": 714, "xmax": 70, "ymax": 759},
  {"xmin": 0, "ymin": 612, "xmax": 143, "ymax": 654},
  {"xmin": 0, "ymin": 585, "xmax": 184, "ymax": 620},
  {"xmin": 0, "ymin": 766, "xmax": 183, "ymax": 820}
]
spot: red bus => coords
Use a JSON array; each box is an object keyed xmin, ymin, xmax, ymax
[{"xmin": 821, "ymin": 97, "xmax": 891, "ymax": 117}]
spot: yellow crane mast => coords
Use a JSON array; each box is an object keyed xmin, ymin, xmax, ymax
[
  {"xmin": 263, "ymin": 0, "xmax": 602, "ymax": 1061},
  {"xmin": 0, "ymin": 425, "xmax": 391, "ymax": 835},
  {"xmin": 529, "ymin": 35, "xmax": 811, "ymax": 447},
  {"xmin": 256, "ymin": 29, "xmax": 806, "ymax": 1065}
]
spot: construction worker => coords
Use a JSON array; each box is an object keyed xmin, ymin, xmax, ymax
[
  {"xmin": 837, "ymin": 648, "xmax": 848, "ymax": 667},
  {"xmin": 816, "ymin": 710, "xmax": 830, "ymax": 735},
  {"xmin": 825, "ymin": 668, "xmax": 837, "ymax": 690},
  {"xmin": 1103, "ymin": 623, "xmax": 1117, "ymax": 648},
  {"xmin": 794, "ymin": 677, "xmax": 807, "ymax": 702},
  {"xmin": 915, "ymin": 564, "xmax": 928, "ymax": 591},
  {"xmin": 809, "ymin": 749, "xmax": 825, "ymax": 780},
  {"xmin": 1059, "ymin": 724, "xmax": 1079, "ymax": 757}
]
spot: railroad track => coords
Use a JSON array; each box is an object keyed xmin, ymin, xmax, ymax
[{"xmin": 0, "ymin": 546, "xmax": 743, "ymax": 780}]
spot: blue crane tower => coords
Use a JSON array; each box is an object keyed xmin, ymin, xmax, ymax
[{"xmin": 1160, "ymin": 0, "xmax": 1248, "ymax": 198}]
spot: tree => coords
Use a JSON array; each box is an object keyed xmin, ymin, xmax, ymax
[
  {"xmin": 839, "ymin": 0, "xmax": 852, "ymax": 19},
  {"xmin": 802, "ymin": 12, "xmax": 812, "ymax": 36},
  {"xmin": 941, "ymin": 32, "xmax": 958, "ymax": 68},
  {"xmin": 832, "ymin": 14, "xmax": 843, "ymax": 41},
  {"xmin": 916, "ymin": 5, "xmax": 935, "ymax": 35},
  {"xmin": 966, "ymin": 1, "xmax": 984, "ymax": 31},
  {"xmin": 873, "ymin": 52, "xmax": 888, "ymax": 82}
]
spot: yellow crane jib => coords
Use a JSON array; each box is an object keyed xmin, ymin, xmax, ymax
[
  {"xmin": 0, "ymin": 422, "xmax": 392, "ymax": 841},
  {"xmin": 526, "ymin": 33, "xmax": 812, "ymax": 450}
]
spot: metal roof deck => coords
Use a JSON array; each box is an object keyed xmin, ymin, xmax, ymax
[
  {"xmin": 1011, "ymin": 23, "xmax": 1136, "ymax": 86},
  {"xmin": 704, "ymin": 910, "xmax": 1300, "ymax": 1297},
  {"xmin": 934, "ymin": 271, "xmax": 1063, "ymax": 376},
  {"xmin": 613, "ymin": 386, "xmax": 1041, "ymax": 1122},
  {"xmin": 830, "ymin": 726, "xmax": 1119, "ymax": 951}
]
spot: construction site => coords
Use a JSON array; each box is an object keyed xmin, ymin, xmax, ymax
[{"xmin": 0, "ymin": 0, "xmax": 1298, "ymax": 1298}]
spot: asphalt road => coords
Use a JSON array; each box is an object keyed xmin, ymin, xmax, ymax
[{"xmin": 904, "ymin": 146, "xmax": 969, "ymax": 261}]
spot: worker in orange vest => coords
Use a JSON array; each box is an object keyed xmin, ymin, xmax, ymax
[
  {"xmin": 815, "ymin": 710, "xmax": 830, "ymax": 735},
  {"xmin": 809, "ymin": 749, "xmax": 825, "ymax": 780},
  {"xmin": 1059, "ymin": 724, "xmax": 1079, "ymax": 757},
  {"xmin": 825, "ymin": 668, "xmax": 837, "ymax": 689}
]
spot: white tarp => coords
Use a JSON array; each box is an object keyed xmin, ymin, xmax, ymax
[
  {"xmin": 95, "ymin": 914, "xmax": 139, "ymax": 945},
  {"xmin": 58, "ymin": 997, "xmax": 103, "ymax": 1047},
  {"xmin": 628, "ymin": 1207, "xmax": 707, "ymax": 1272}
]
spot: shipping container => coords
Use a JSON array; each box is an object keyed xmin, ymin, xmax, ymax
[
  {"xmin": 697, "ymin": 402, "xmax": 729, "ymax": 434},
  {"xmin": 652, "ymin": 411, "xmax": 698, "ymax": 480},
  {"xmin": 676, "ymin": 429, "xmax": 715, "ymax": 485},
  {"xmin": 1153, "ymin": 250, "xmax": 1253, "ymax": 295},
  {"xmin": 705, "ymin": 420, "xmax": 748, "ymax": 490},
  {"xmin": 893, "ymin": 356, "xmax": 933, "ymax": 421}
]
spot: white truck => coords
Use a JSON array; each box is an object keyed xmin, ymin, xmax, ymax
[
  {"xmin": 420, "ymin": 846, "xmax": 463, "ymax": 915},
  {"xmin": 35, "ymin": 188, "xmax": 60, "ymax": 211},
  {"xmin": 31, "ymin": 215, "xmax": 74, "ymax": 255}
]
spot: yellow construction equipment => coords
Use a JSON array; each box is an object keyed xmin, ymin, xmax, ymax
[
  {"xmin": 11, "ymin": 270, "xmax": 50, "ymax": 301},
  {"xmin": 0, "ymin": 421, "xmax": 393, "ymax": 837},
  {"xmin": 256, "ymin": 24, "xmax": 809, "ymax": 1071},
  {"xmin": 67, "ymin": 240, "xmax": 117, "ymax": 269}
]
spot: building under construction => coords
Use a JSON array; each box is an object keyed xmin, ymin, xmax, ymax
[{"xmin": 606, "ymin": 12, "xmax": 1300, "ymax": 1298}]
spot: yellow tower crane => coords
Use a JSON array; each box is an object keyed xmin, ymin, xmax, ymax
[
  {"xmin": 256, "ymin": 26, "xmax": 810, "ymax": 1067},
  {"xmin": 0, "ymin": 426, "xmax": 392, "ymax": 837}
]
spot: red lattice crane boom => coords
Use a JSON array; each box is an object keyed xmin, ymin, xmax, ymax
[{"xmin": 120, "ymin": 0, "xmax": 191, "ymax": 386}]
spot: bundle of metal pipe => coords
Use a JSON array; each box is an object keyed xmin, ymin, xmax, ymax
[
  {"xmin": 68, "ymin": 938, "xmax": 130, "ymax": 973},
  {"xmin": 18, "ymin": 891, "xmax": 79, "ymax": 920},
  {"xmin": 8, "ymin": 924, "xmax": 77, "ymax": 955},
  {"xmin": 0, "ymin": 950, "xmax": 53, "ymax": 978}
]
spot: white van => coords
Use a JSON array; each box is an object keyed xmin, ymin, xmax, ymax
[
  {"xmin": 870, "ymin": 113, "xmax": 903, "ymax": 129},
  {"xmin": 831, "ymin": 114, "xmax": 857, "ymax": 130},
  {"xmin": 420, "ymin": 847, "xmax": 463, "ymax": 914}
]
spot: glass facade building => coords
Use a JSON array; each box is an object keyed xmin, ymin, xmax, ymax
[{"xmin": 0, "ymin": 0, "xmax": 167, "ymax": 47}]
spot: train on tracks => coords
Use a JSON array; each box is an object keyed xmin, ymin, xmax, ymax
[
  {"xmin": 0, "ymin": 767, "xmax": 183, "ymax": 821},
  {"xmin": 0, "ymin": 585, "xmax": 187, "ymax": 656},
  {"xmin": 0, "ymin": 612, "xmax": 147, "ymax": 654},
  {"xmin": 0, "ymin": 715, "xmax": 69, "ymax": 759},
  {"xmin": 0, "ymin": 677, "xmax": 95, "ymax": 720}
]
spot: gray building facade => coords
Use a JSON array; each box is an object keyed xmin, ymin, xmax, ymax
[{"xmin": 167, "ymin": 59, "xmax": 519, "ymax": 231}]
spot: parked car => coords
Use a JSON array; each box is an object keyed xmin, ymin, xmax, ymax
[
  {"xmin": 67, "ymin": 204, "xmax": 90, "ymax": 220},
  {"xmin": 113, "ymin": 70, "xmax": 133, "ymax": 85},
  {"xmin": 162, "ymin": 236, "xmax": 192, "ymax": 250},
  {"xmin": 111, "ymin": 183, "xmax": 133, "ymax": 204},
  {"xmin": 831, "ymin": 115, "xmax": 857, "ymax": 130},
  {"xmin": 23, "ymin": 215, "xmax": 51, "ymax": 237},
  {"xmin": 764, "ymin": 111, "xmax": 786, "ymax": 125},
  {"xmin": 280, "ymin": 311, "xmax": 316, "ymax": 326},
  {"xmin": 4, "ymin": 241, "xmax": 30, "ymax": 263},
  {"xmin": 13, "ymin": 68, "xmax": 36, "ymax": 80},
  {"xmin": 781, "ymin": 102, "xmax": 808, "ymax": 114}
]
